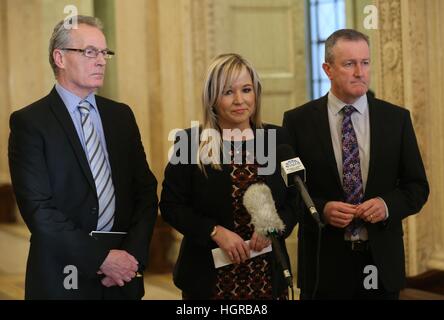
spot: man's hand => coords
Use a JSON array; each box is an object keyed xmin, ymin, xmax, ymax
[
  {"xmin": 323, "ymin": 201, "xmax": 356, "ymax": 228},
  {"xmin": 212, "ymin": 226, "xmax": 250, "ymax": 264},
  {"xmin": 249, "ymin": 231, "xmax": 271, "ymax": 252},
  {"xmin": 101, "ymin": 276, "xmax": 118, "ymax": 288},
  {"xmin": 99, "ymin": 249, "xmax": 139, "ymax": 286},
  {"xmin": 356, "ymin": 198, "xmax": 387, "ymax": 223}
]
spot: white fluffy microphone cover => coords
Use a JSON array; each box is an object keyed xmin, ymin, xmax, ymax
[{"xmin": 243, "ymin": 183, "xmax": 285, "ymax": 236}]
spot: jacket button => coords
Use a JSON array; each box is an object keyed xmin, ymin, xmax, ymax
[{"xmin": 91, "ymin": 207, "xmax": 97, "ymax": 214}]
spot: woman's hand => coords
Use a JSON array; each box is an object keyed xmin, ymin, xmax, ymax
[
  {"xmin": 212, "ymin": 226, "xmax": 250, "ymax": 264},
  {"xmin": 249, "ymin": 231, "xmax": 271, "ymax": 252}
]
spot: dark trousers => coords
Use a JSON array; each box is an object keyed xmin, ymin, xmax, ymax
[
  {"xmin": 302, "ymin": 241, "xmax": 400, "ymax": 300},
  {"xmin": 348, "ymin": 249, "xmax": 399, "ymax": 300}
]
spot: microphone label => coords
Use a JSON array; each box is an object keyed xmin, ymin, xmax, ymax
[{"xmin": 280, "ymin": 157, "xmax": 306, "ymax": 186}]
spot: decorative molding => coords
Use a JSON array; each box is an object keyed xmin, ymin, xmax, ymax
[
  {"xmin": 376, "ymin": 0, "xmax": 413, "ymax": 275},
  {"xmin": 402, "ymin": 0, "xmax": 433, "ymax": 276},
  {"xmin": 424, "ymin": 0, "xmax": 444, "ymax": 273},
  {"xmin": 377, "ymin": 0, "xmax": 404, "ymax": 106},
  {"xmin": 375, "ymin": 0, "xmax": 444, "ymax": 276}
]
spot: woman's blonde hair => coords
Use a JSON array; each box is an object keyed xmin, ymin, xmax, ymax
[{"xmin": 198, "ymin": 53, "xmax": 263, "ymax": 172}]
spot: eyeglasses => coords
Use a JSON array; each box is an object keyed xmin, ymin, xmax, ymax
[{"xmin": 60, "ymin": 47, "xmax": 115, "ymax": 59}]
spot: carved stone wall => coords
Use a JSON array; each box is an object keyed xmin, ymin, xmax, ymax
[
  {"xmin": 424, "ymin": 0, "xmax": 444, "ymax": 272},
  {"xmin": 375, "ymin": 0, "xmax": 444, "ymax": 275}
]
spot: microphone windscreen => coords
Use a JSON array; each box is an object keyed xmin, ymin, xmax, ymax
[{"xmin": 243, "ymin": 183, "xmax": 285, "ymax": 236}]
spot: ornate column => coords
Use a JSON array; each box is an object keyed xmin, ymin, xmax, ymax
[
  {"xmin": 374, "ymin": 0, "xmax": 444, "ymax": 275},
  {"xmin": 155, "ymin": 0, "xmax": 212, "ymax": 268},
  {"xmin": 423, "ymin": 0, "xmax": 444, "ymax": 271}
]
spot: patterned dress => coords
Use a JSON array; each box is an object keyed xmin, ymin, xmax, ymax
[{"xmin": 212, "ymin": 141, "xmax": 287, "ymax": 300}]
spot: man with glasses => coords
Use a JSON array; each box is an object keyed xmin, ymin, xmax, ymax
[{"xmin": 8, "ymin": 15, "xmax": 158, "ymax": 299}]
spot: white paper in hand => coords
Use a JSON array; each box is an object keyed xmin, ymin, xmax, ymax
[{"xmin": 211, "ymin": 240, "xmax": 272, "ymax": 269}]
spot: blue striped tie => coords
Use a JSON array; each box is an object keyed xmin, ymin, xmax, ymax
[{"xmin": 78, "ymin": 101, "xmax": 115, "ymax": 231}]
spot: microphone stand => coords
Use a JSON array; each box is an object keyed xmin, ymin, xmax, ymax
[
  {"xmin": 312, "ymin": 222, "xmax": 323, "ymax": 300},
  {"xmin": 268, "ymin": 231, "xmax": 295, "ymax": 300},
  {"xmin": 292, "ymin": 175, "xmax": 324, "ymax": 299}
]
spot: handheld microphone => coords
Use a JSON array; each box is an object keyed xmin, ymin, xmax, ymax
[
  {"xmin": 278, "ymin": 145, "xmax": 324, "ymax": 228},
  {"xmin": 243, "ymin": 183, "xmax": 293, "ymax": 288}
]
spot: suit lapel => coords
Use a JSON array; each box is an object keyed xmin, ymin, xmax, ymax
[
  {"xmin": 96, "ymin": 100, "xmax": 119, "ymax": 175},
  {"xmin": 364, "ymin": 97, "xmax": 382, "ymax": 198},
  {"xmin": 312, "ymin": 95, "xmax": 343, "ymax": 189},
  {"xmin": 49, "ymin": 88, "xmax": 96, "ymax": 192}
]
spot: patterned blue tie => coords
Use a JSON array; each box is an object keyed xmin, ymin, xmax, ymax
[
  {"xmin": 78, "ymin": 101, "xmax": 115, "ymax": 231},
  {"xmin": 342, "ymin": 105, "xmax": 364, "ymax": 237}
]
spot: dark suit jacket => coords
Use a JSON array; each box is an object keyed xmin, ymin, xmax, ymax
[
  {"xmin": 159, "ymin": 124, "xmax": 301, "ymax": 298},
  {"xmin": 283, "ymin": 93, "xmax": 429, "ymax": 298},
  {"xmin": 8, "ymin": 87, "xmax": 158, "ymax": 299}
]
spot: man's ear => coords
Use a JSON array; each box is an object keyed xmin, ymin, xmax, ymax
[
  {"xmin": 322, "ymin": 62, "xmax": 333, "ymax": 80},
  {"xmin": 53, "ymin": 49, "xmax": 65, "ymax": 69}
]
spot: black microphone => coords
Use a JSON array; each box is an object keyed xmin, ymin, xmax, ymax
[
  {"xmin": 243, "ymin": 183, "xmax": 293, "ymax": 288},
  {"xmin": 278, "ymin": 144, "xmax": 324, "ymax": 228}
]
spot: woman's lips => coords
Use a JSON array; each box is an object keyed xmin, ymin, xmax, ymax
[{"xmin": 232, "ymin": 109, "xmax": 247, "ymax": 114}]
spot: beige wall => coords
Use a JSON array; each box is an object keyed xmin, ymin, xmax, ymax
[
  {"xmin": 211, "ymin": 0, "xmax": 308, "ymax": 125},
  {"xmin": 0, "ymin": 0, "xmax": 10, "ymax": 183},
  {"xmin": 346, "ymin": 0, "xmax": 380, "ymax": 94},
  {"xmin": 113, "ymin": 0, "xmax": 154, "ymax": 173},
  {"xmin": 0, "ymin": 0, "xmax": 93, "ymax": 184}
]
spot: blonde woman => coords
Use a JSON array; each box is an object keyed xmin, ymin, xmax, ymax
[{"xmin": 160, "ymin": 53, "xmax": 301, "ymax": 299}]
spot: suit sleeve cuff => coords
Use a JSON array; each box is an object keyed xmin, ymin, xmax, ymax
[{"xmin": 377, "ymin": 197, "xmax": 389, "ymax": 220}]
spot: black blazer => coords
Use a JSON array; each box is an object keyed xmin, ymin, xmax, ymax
[
  {"xmin": 8, "ymin": 87, "xmax": 158, "ymax": 299},
  {"xmin": 283, "ymin": 93, "xmax": 429, "ymax": 297},
  {"xmin": 160, "ymin": 124, "xmax": 301, "ymax": 298}
]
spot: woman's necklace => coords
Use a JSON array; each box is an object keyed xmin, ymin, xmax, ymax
[{"xmin": 231, "ymin": 140, "xmax": 244, "ymax": 155}]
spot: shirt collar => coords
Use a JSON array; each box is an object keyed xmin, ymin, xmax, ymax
[
  {"xmin": 327, "ymin": 91, "xmax": 368, "ymax": 115},
  {"xmin": 55, "ymin": 83, "xmax": 98, "ymax": 114}
]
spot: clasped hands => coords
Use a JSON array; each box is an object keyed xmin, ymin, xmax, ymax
[
  {"xmin": 97, "ymin": 249, "xmax": 139, "ymax": 287},
  {"xmin": 212, "ymin": 226, "xmax": 271, "ymax": 264},
  {"xmin": 323, "ymin": 198, "xmax": 387, "ymax": 228}
]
